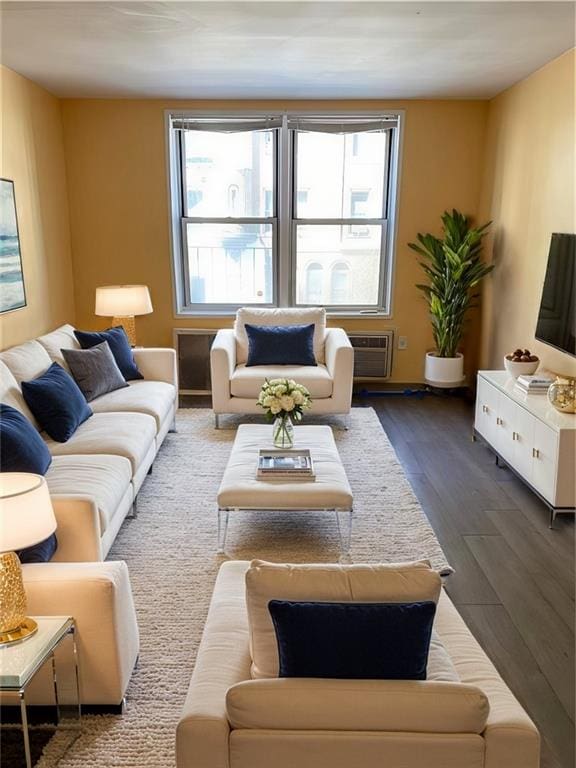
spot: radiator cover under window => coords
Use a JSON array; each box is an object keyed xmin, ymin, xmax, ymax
[
  {"xmin": 174, "ymin": 329, "xmax": 217, "ymax": 394},
  {"xmin": 348, "ymin": 331, "xmax": 394, "ymax": 380}
]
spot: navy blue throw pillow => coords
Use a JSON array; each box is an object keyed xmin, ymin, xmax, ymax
[
  {"xmin": 245, "ymin": 324, "xmax": 317, "ymax": 367},
  {"xmin": 21, "ymin": 363, "xmax": 92, "ymax": 443},
  {"xmin": 268, "ymin": 600, "xmax": 436, "ymax": 680},
  {"xmin": 0, "ymin": 404, "xmax": 52, "ymax": 474},
  {"xmin": 74, "ymin": 327, "xmax": 143, "ymax": 381},
  {"xmin": 18, "ymin": 533, "xmax": 58, "ymax": 564}
]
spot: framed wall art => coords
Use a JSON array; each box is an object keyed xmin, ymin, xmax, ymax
[{"xmin": 0, "ymin": 178, "xmax": 26, "ymax": 313}]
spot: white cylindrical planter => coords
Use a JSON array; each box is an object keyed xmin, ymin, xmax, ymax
[{"xmin": 425, "ymin": 352, "xmax": 465, "ymax": 388}]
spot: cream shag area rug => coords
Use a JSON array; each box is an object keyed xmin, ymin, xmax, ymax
[{"xmin": 38, "ymin": 407, "xmax": 451, "ymax": 768}]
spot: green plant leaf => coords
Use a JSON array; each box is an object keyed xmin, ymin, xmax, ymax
[{"xmin": 410, "ymin": 209, "xmax": 492, "ymax": 355}]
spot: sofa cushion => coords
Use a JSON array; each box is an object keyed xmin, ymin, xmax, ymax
[
  {"xmin": 235, "ymin": 307, "xmax": 326, "ymax": 365},
  {"xmin": 22, "ymin": 363, "xmax": 93, "ymax": 443},
  {"xmin": 231, "ymin": 364, "xmax": 332, "ymax": 399},
  {"xmin": 62, "ymin": 342, "xmax": 128, "ymax": 402},
  {"xmin": 269, "ymin": 599, "xmax": 436, "ymax": 680},
  {"xmin": 0, "ymin": 339, "xmax": 52, "ymax": 384},
  {"xmin": 37, "ymin": 324, "xmax": 79, "ymax": 370},
  {"xmin": 43, "ymin": 411, "xmax": 156, "ymax": 475},
  {"xmin": 74, "ymin": 327, "xmax": 143, "ymax": 381},
  {"xmin": 246, "ymin": 560, "xmax": 442, "ymax": 679},
  {"xmin": 0, "ymin": 404, "xmax": 52, "ymax": 474},
  {"xmin": 226, "ymin": 678, "xmax": 489, "ymax": 734},
  {"xmin": 89, "ymin": 380, "xmax": 175, "ymax": 431},
  {"xmin": 428, "ymin": 631, "xmax": 459, "ymax": 682},
  {"xmin": 46, "ymin": 454, "xmax": 133, "ymax": 534},
  {"xmin": 245, "ymin": 324, "xmax": 317, "ymax": 367}
]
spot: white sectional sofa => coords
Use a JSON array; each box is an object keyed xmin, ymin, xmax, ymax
[
  {"xmin": 1, "ymin": 323, "xmax": 177, "ymax": 559},
  {"xmin": 0, "ymin": 324, "xmax": 178, "ymax": 705}
]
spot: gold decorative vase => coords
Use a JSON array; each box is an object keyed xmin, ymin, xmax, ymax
[
  {"xmin": 0, "ymin": 551, "xmax": 37, "ymax": 645},
  {"xmin": 547, "ymin": 377, "xmax": 576, "ymax": 414}
]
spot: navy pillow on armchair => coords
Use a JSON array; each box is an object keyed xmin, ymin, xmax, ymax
[
  {"xmin": 0, "ymin": 403, "xmax": 52, "ymax": 474},
  {"xmin": 245, "ymin": 324, "xmax": 317, "ymax": 367},
  {"xmin": 74, "ymin": 326, "xmax": 143, "ymax": 380},
  {"xmin": 268, "ymin": 600, "xmax": 436, "ymax": 680}
]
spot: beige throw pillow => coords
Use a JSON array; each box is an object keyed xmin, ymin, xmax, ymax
[
  {"xmin": 234, "ymin": 307, "xmax": 326, "ymax": 365},
  {"xmin": 245, "ymin": 559, "xmax": 443, "ymax": 679}
]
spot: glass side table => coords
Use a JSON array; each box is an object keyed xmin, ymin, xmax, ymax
[{"xmin": 0, "ymin": 616, "xmax": 81, "ymax": 768}]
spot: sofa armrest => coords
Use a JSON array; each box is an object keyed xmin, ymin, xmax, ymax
[
  {"xmin": 435, "ymin": 591, "xmax": 540, "ymax": 768},
  {"xmin": 324, "ymin": 327, "xmax": 354, "ymax": 413},
  {"xmin": 132, "ymin": 347, "xmax": 178, "ymax": 388},
  {"xmin": 177, "ymin": 562, "xmax": 251, "ymax": 768},
  {"xmin": 483, "ymin": 704, "xmax": 541, "ymax": 768},
  {"xmin": 226, "ymin": 678, "xmax": 489, "ymax": 734},
  {"xmin": 51, "ymin": 495, "xmax": 103, "ymax": 562},
  {"xmin": 210, "ymin": 329, "xmax": 236, "ymax": 413},
  {"xmin": 22, "ymin": 561, "xmax": 139, "ymax": 705}
]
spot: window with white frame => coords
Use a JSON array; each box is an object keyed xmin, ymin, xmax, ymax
[{"xmin": 168, "ymin": 113, "xmax": 400, "ymax": 313}]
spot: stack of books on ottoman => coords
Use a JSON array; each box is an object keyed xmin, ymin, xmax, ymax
[
  {"xmin": 257, "ymin": 449, "xmax": 315, "ymax": 480},
  {"xmin": 515, "ymin": 374, "xmax": 555, "ymax": 395}
]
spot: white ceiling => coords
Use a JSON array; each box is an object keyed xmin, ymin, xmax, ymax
[{"xmin": 1, "ymin": 1, "xmax": 574, "ymax": 100}]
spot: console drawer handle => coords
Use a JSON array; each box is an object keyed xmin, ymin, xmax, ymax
[
  {"xmin": 482, "ymin": 405, "xmax": 488, "ymax": 413},
  {"xmin": 496, "ymin": 417, "xmax": 503, "ymax": 425},
  {"xmin": 532, "ymin": 448, "xmax": 540, "ymax": 459},
  {"xmin": 512, "ymin": 431, "xmax": 518, "ymax": 441}
]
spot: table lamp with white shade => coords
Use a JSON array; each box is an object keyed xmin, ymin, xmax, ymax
[
  {"xmin": 0, "ymin": 474, "xmax": 57, "ymax": 645},
  {"xmin": 95, "ymin": 284, "xmax": 153, "ymax": 346}
]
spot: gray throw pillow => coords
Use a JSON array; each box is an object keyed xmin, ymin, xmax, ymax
[{"xmin": 62, "ymin": 341, "xmax": 128, "ymax": 402}]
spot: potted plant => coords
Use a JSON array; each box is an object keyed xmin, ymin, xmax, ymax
[{"xmin": 408, "ymin": 210, "xmax": 493, "ymax": 388}]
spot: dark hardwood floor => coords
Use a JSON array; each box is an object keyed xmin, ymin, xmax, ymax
[
  {"xmin": 360, "ymin": 393, "xmax": 575, "ymax": 768},
  {"xmin": 183, "ymin": 392, "xmax": 575, "ymax": 768}
]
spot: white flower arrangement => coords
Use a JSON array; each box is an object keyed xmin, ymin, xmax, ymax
[{"xmin": 257, "ymin": 378, "xmax": 312, "ymax": 422}]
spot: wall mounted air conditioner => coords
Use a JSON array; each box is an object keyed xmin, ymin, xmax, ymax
[
  {"xmin": 348, "ymin": 331, "xmax": 394, "ymax": 380},
  {"xmin": 173, "ymin": 328, "xmax": 217, "ymax": 394}
]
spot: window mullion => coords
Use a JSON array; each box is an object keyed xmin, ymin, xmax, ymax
[
  {"xmin": 293, "ymin": 218, "xmax": 386, "ymax": 226},
  {"xmin": 278, "ymin": 116, "xmax": 292, "ymax": 307}
]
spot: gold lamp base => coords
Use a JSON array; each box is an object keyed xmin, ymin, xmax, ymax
[
  {"xmin": 112, "ymin": 315, "xmax": 136, "ymax": 346},
  {"xmin": 0, "ymin": 617, "xmax": 38, "ymax": 646},
  {"xmin": 0, "ymin": 551, "xmax": 37, "ymax": 646}
]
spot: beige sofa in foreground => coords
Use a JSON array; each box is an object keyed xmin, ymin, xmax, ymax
[{"xmin": 177, "ymin": 561, "xmax": 540, "ymax": 768}]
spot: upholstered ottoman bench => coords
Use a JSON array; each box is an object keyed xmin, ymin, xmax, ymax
[
  {"xmin": 177, "ymin": 560, "xmax": 540, "ymax": 768},
  {"xmin": 217, "ymin": 425, "xmax": 353, "ymax": 554}
]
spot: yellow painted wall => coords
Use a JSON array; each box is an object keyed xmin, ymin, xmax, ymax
[
  {"xmin": 61, "ymin": 99, "xmax": 488, "ymax": 382},
  {"xmin": 0, "ymin": 66, "xmax": 75, "ymax": 348},
  {"xmin": 480, "ymin": 49, "xmax": 576, "ymax": 378}
]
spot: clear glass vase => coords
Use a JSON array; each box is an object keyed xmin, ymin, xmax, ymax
[{"xmin": 273, "ymin": 414, "xmax": 294, "ymax": 448}]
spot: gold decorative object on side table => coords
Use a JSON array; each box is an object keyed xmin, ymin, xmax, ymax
[
  {"xmin": 547, "ymin": 376, "xmax": 576, "ymax": 414},
  {"xmin": 0, "ymin": 474, "xmax": 57, "ymax": 645}
]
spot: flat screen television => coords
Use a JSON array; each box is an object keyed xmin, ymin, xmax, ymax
[{"xmin": 535, "ymin": 233, "xmax": 575, "ymax": 357}]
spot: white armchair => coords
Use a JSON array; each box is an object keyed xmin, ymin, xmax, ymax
[{"xmin": 210, "ymin": 308, "xmax": 354, "ymax": 427}]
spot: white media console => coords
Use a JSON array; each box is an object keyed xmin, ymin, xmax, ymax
[{"xmin": 474, "ymin": 370, "xmax": 576, "ymax": 526}]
